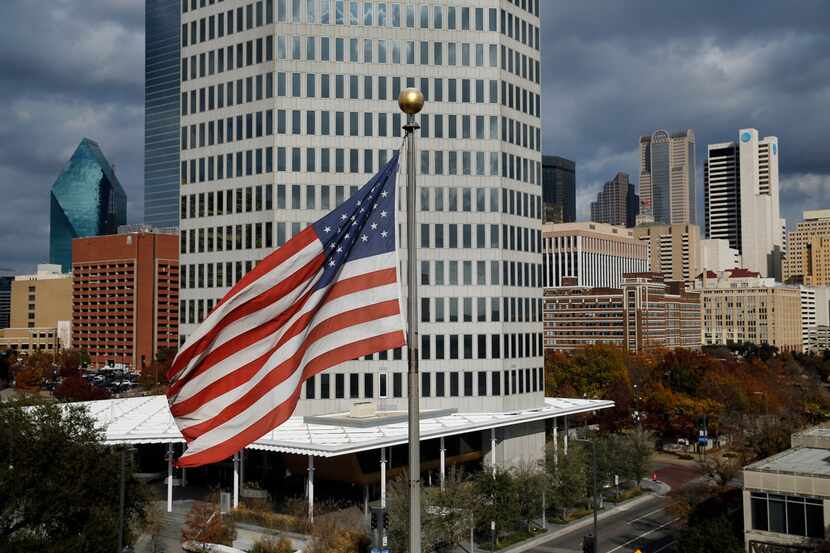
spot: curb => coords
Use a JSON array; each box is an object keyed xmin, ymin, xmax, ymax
[{"xmin": 492, "ymin": 492, "xmax": 659, "ymax": 553}]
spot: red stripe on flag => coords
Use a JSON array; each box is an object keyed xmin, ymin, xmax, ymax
[
  {"xmin": 175, "ymin": 330, "xmax": 405, "ymax": 468},
  {"xmin": 179, "ymin": 300, "xmax": 403, "ymax": 440}
]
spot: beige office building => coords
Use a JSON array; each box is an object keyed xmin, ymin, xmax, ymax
[
  {"xmin": 542, "ymin": 222, "xmax": 648, "ymax": 288},
  {"xmin": 0, "ymin": 264, "xmax": 73, "ymax": 353},
  {"xmin": 784, "ymin": 209, "xmax": 830, "ymax": 285},
  {"xmin": 694, "ymin": 268, "xmax": 802, "ymax": 352},
  {"xmin": 634, "ymin": 223, "xmax": 701, "ymax": 283}
]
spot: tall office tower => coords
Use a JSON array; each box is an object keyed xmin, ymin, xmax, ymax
[
  {"xmin": 704, "ymin": 129, "xmax": 783, "ymax": 278},
  {"xmin": 590, "ymin": 172, "xmax": 638, "ymax": 228},
  {"xmin": 49, "ymin": 138, "xmax": 127, "ymax": 272},
  {"xmin": 179, "ymin": 1, "xmax": 544, "ymax": 421},
  {"xmin": 145, "ymin": 0, "xmax": 182, "ymax": 229},
  {"xmin": 638, "ymin": 129, "xmax": 695, "ymax": 225},
  {"xmin": 542, "ymin": 155, "xmax": 575, "ymax": 223},
  {"xmin": 73, "ymin": 228, "xmax": 179, "ymax": 369},
  {"xmin": 0, "ymin": 276, "xmax": 12, "ymax": 329}
]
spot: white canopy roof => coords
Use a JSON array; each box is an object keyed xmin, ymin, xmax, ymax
[{"xmin": 77, "ymin": 395, "xmax": 614, "ymax": 458}]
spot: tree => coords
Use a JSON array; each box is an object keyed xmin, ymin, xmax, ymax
[
  {"xmin": 53, "ymin": 375, "xmax": 110, "ymax": 402},
  {"xmin": 25, "ymin": 350, "xmax": 55, "ymax": 380},
  {"xmin": 181, "ymin": 501, "xmax": 236, "ymax": 548},
  {"xmin": 57, "ymin": 349, "xmax": 83, "ymax": 378},
  {"xmin": 470, "ymin": 467, "xmax": 520, "ymax": 541},
  {"xmin": 140, "ymin": 347, "xmax": 176, "ymax": 392},
  {"xmin": 383, "ymin": 475, "xmax": 439, "ymax": 553},
  {"xmin": 13, "ymin": 366, "xmax": 41, "ymax": 392},
  {"xmin": 676, "ymin": 515, "xmax": 743, "ymax": 553},
  {"xmin": 621, "ymin": 428, "xmax": 654, "ymax": 486},
  {"xmin": 511, "ymin": 462, "xmax": 546, "ymax": 531},
  {"xmin": 0, "ymin": 400, "xmax": 146, "ymax": 552},
  {"xmin": 544, "ymin": 438, "xmax": 589, "ymax": 520},
  {"xmin": 701, "ymin": 453, "xmax": 743, "ymax": 488},
  {"xmin": 423, "ymin": 467, "xmax": 475, "ymax": 551}
]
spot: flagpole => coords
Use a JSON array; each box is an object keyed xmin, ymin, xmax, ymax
[{"xmin": 399, "ymin": 87, "xmax": 424, "ymax": 553}]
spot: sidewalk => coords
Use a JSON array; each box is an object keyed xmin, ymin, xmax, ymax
[{"xmin": 481, "ymin": 479, "xmax": 671, "ymax": 553}]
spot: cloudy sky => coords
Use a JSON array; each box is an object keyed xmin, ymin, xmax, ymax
[{"xmin": 1, "ymin": 1, "xmax": 829, "ymax": 273}]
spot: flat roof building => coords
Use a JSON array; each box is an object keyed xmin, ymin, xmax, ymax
[
  {"xmin": 543, "ymin": 272, "xmax": 701, "ymax": 353},
  {"xmin": 695, "ymin": 268, "xmax": 802, "ymax": 352},
  {"xmin": 0, "ymin": 264, "xmax": 73, "ymax": 354},
  {"xmin": 543, "ymin": 222, "xmax": 648, "ymax": 289},
  {"xmin": 72, "ymin": 228, "xmax": 179, "ymax": 369},
  {"xmin": 743, "ymin": 425, "xmax": 830, "ymax": 551}
]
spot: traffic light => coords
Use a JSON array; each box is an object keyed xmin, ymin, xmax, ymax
[
  {"xmin": 582, "ymin": 534, "xmax": 596, "ymax": 553},
  {"xmin": 370, "ymin": 508, "xmax": 380, "ymax": 529},
  {"xmin": 383, "ymin": 511, "xmax": 389, "ymax": 529}
]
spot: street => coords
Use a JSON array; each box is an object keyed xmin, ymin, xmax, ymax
[{"xmin": 525, "ymin": 495, "xmax": 681, "ymax": 553}]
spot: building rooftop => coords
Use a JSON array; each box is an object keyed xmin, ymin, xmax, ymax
[
  {"xmin": 803, "ymin": 209, "xmax": 830, "ymax": 221},
  {"xmin": 745, "ymin": 447, "xmax": 830, "ymax": 478},
  {"xmin": 68, "ymin": 395, "xmax": 614, "ymax": 458},
  {"xmin": 542, "ymin": 221, "xmax": 634, "ymax": 238}
]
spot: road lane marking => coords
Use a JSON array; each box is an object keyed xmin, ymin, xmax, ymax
[
  {"xmin": 606, "ymin": 517, "xmax": 681, "ymax": 553},
  {"xmin": 626, "ymin": 506, "xmax": 669, "ymax": 526},
  {"xmin": 654, "ymin": 540, "xmax": 676, "ymax": 553}
]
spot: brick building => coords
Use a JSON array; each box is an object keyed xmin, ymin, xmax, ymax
[
  {"xmin": 72, "ymin": 228, "xmax": 179, "ymax": 369},
  {"xmin": 543, "ymin": 272, "xmax": 701, "ymax": 353}
]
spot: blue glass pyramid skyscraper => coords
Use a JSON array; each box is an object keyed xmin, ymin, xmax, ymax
[{"xmin": 49, "ymin": 138, "xmax": 127, "ymax": 271}]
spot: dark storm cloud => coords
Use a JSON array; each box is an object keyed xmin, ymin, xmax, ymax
[
  {"xmin": 0, "ymin": 0, "xmax": 144, "ymax": 273},
  {"xmin": 1, "ymin": 1, "xmax": 829, "ymax": 272},
  {"xmin": 540, "ymin": 1, "xmax": 830, "ymax": 226}
]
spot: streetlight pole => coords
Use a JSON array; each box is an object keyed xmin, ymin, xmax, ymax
[
  {"xmin": 399, "ymin": 87, "xmax": 424, "ymax": 553},
  {"xmin": 574, "ymin": 438, "xmax": 598, "ymax": 553}
]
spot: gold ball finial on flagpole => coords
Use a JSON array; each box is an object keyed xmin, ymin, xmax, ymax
[{"xmin": 398, "ymin": 88, "xmax": 424, "ymax": 115}]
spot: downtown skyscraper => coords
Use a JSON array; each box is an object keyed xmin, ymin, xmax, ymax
[
  {"xmin": 145, "ymin": 0, "xmax": 182, "ymax": 229},
  {"xmin": 541, "ymin": 155, "xmax": 575, "ymax": 223},
  {"xmin": 590, "ymin": 172, "xmax": 638, "ymax": 228},
  {"xmin": 638, "ymin": 129, "xmax": 696, "ymax": 225},
  {"xmin": 704, "ymin": 128, "xmax": 783, "ymax": 278},
  {"xmin": 178, "ymin": 0, "xmax": 544, "ymax": 417}
]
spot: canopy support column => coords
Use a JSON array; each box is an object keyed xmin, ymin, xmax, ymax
[
  {"xmin": 307, "ymin": 456, "xmax": 315, "ymax": 523},
  {"xmin": 380, "ymin": 447, "xmax": 387, "ymax": 508},
  {"xmin": 490, "ymin": 427, "xmax": 497, "ymax": 477},
  {"xmin": 564, "ymin": 416, "xmax": 569, "ymax": 456},
  {"xmin": 166, "ymin": 443, "xmax": 173, "ymax": 513},
  {"xmin": 553, "ymin": 417, "xmax": 559, "ymax": 468},
  {"xmin": 233, "ymin": 452, "xmax": 240, "ymax": 509},
  {"xmin": 440, "ymin": 436, "xmax": 446, "ymax": 491}
]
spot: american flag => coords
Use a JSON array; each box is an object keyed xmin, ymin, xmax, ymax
[{"xmin": 166, "ymin": 153, "xmax": 405, "ymax": 467}]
